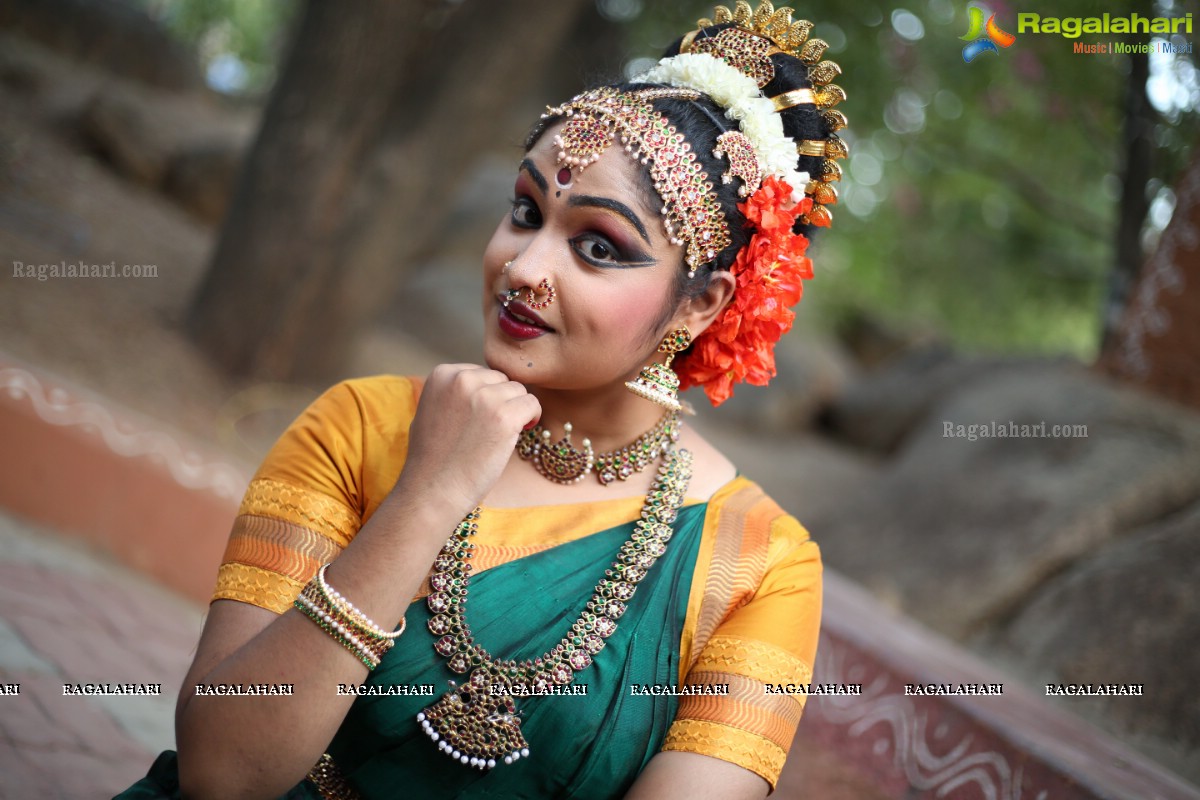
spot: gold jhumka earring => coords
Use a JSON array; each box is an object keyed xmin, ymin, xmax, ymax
[{"xmin": 625, "ymin": 327, "xmax": 692, "ymax": 412}]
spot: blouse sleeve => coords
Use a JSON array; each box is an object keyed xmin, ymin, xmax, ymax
[
  {"xmin": 211, "ymin": 376, "xmax": 420, "ymax": 613},
  {"xmin": 661, "ymin": 512, "xmax": 822, "ymax": 790}
]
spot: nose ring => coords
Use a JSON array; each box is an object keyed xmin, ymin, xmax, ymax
[
  {"xmin": 527, "ymin": 278, "xmax": 555, "ymax": 309},
  {"xmin": 501, "ymin": 258, "xmax": 555, "ymax": 309}
]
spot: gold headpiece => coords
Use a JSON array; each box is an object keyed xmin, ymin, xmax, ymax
[
  {"xmin": 544, "ymin": 87, "xmax": 731, "ymax": 270},
  {"xmin": 684, "ymin": 1, "xmax": 849, "ymax": 227}
]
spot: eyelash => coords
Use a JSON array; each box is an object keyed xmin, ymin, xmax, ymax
[
  {"xmin": 508, "ymin": 196, "xmax": 630, "ymax": 268},
  {"xmin": 509, "ymin": 196, "xmax": 541, "ymax": 229}
]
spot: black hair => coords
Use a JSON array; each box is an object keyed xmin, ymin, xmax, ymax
[{"xmin": 527, "ymin": 23, "xmax": 838, "ymax": 315}]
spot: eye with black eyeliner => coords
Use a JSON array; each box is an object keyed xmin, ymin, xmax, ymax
[
  {"xmin": 570, "ymin": 233, "xmax": 653, "ymax": 268},
  {"xmin": 509, "ymin": 196, "xmax": 542, "ymax": 229}
]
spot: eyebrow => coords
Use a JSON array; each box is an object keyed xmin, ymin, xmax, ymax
[
  {"xmin": 519, "ymin": 159, "xmax": 548, "ymax": 195},
  {"xmin": 568, "ymin": 195, "xmax": 651, "ymax": 244}
]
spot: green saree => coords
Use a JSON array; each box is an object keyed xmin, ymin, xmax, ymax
[{"xmin": 117, "ymin": 503, "xmax": 705, "ymax": 800}]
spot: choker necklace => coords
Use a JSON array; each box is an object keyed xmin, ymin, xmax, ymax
[
  {"xmin": 516, "ymin": 411, "xmax": 681, "ymax": 485},
  {"xmin": 417, "ymin": 446, "xmax": 693, "ymax": 769}
]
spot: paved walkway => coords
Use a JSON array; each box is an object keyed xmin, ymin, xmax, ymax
[{"xmin": 0, "ymin": 508, "xmax": 203, "ymax": 799}]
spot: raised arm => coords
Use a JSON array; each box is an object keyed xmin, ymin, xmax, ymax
[{"xmin": 175, "ymin": 366, "xmax": 539, "ymax": 799}]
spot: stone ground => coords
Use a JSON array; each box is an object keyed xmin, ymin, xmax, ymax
[{"xmin": 0, "ymin": 509, "xmax": 204, "ymax": 798}]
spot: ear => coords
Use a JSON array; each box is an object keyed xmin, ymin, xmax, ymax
[{"xmin": 677, "ymin": 269, "xmax": 736, "ymax": 339}]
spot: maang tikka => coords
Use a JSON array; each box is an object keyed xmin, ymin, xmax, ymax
[{"xmin": 626, "ymin": 327, "xmax": 692, "ymax": 412}]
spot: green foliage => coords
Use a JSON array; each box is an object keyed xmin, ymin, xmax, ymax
[
  {"xmin": 136, "ymin": 0, "xmax": 1199, "ymax": 357},
  {"xmin": 628, "ymin": 0, "xmax": 1198, "ymax": 357},
  {"xmin": 136, "ymin": 0, "xmax": 299, "ymax": 95}
]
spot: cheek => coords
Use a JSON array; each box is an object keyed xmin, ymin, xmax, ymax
[
  {"xmin": 481, "ymin": 220, "xmax": 514, "ymax": 281},
  {"xmin": 573, "ymin": 278, "xmax": 672, "ymax": 349}
]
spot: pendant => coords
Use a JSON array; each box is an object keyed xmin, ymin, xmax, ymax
[
  {"xmin": 417, "ymin": 672, "xmax": 530, "ymax": 770},
  {"xmin": 517, "ymin": 422, "xmax": 595, "ymax": 484}
]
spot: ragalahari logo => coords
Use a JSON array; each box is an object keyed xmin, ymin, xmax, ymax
[{"xmin": 961, "ymin": 6, "xmax": 1016, "ymax": 62}]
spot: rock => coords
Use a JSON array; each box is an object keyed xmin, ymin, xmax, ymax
[
  {"xmin": 0, "ymin": 33, "xmax": 47, "ymax": 94},
  {"xmin": 837, "ymin": 310, "xmax": 941, "ymax": 368},
  {"xmin": 690, "ymin": 421, "xmax": 880, "ymax": 526},
  {"xmin": 0, "ymin": 0, "xmax": 202, "ymax": 92},
  {"xmin": 76, "ymin": 82, "xmax": 255, "ymax": 212},
  {"xmin": 164, "ymin": 139, "xmax": 245, "ymax": 225},
  {"xmin": 824, "ymin": 347, "xmax": 1075, "ymax": 454},
  {"xmin": 989, "ymin": 497, "xmax": 1200, "ymax": 784},
  {"xmin": 79, "ymin": 88, "xmax": 171, "ymax": 186},
  {"xmin": 700, "ymin": 331, "xmax": 857, "ymax": 433},
  {"xmin": 812, "ymin": 361, "xmax": 1200, "ymax": 640}
]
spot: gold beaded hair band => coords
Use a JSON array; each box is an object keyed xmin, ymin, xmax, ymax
[{"xmin": 681, "ymin": 1, "xmax": 850, "ymax": 227}]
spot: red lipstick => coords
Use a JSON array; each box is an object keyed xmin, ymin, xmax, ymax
[{"xmin": 497, "ymin": 296, "xmax": 554, "ymax": 340}]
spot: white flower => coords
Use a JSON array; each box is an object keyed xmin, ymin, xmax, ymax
[{"xmin": 637, "ymin": 53, "xmax": 809, "ymax": 201}]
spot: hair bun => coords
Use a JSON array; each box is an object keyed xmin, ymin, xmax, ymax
[{"xmin": 676, "ymin": 0, "xmax": 848, "ymax": 229}]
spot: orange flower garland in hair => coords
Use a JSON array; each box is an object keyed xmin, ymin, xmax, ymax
[{"xmin": 675, "ymin": 175, "xmax": 815, "ymax": 406}]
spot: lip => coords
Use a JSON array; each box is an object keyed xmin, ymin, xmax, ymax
[{"xmin": 497, "ymin": 296, "xmax": 555, "ymax": 340}]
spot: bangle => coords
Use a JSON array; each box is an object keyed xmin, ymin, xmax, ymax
[
  {"xmin": 294, "ymin": 593, "xmax": 381, "ymax": 670},
  {"xmin": 297, "ymin": 582, "xmax": 394, "ymax": 661},
  {"xmin": 293, "ymin": 565, "xmax": 408, "ymax": 671},
  {"xmin": 314, "ymin": 565, "xmax": 406, "ymax": 640},
  {"xmin": 316, "ymin": 565, "xmax": 406, "ymax": 639}
]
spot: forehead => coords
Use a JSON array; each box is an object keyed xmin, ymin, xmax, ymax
[{"xmin": 527, "ymin": 120, "xmax": 659, "ymax": 219}]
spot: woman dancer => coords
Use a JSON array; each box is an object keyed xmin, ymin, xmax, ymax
[{"xmin": 121, "ymin": 2, "xmax": 848, "ymax": 797}]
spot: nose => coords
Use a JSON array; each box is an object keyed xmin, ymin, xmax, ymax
[{"xmin": 504, "ymin": 244, "xmax": 557, "ymax": 298}]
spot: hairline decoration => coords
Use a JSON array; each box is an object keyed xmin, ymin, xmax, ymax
[{"xmin": 543, "ymin": 87, "xmax": 731, "ymax": 270}]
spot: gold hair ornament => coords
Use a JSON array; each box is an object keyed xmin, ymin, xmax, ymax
[{"xmin": 685, "ymin": 0, "xmax": 849, "ymax": 227}]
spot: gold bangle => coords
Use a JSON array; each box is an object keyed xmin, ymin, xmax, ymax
[
  {"xmin": 797, "ymin": 140, "xmax": 827, "ymax": 157},
  {"xmin": 771, "ymin": 88, "xmax": 816, "ymax": 111},
  {"xmin": 307, "ymin": 753, "xmax": 363, "ymax": 800}
]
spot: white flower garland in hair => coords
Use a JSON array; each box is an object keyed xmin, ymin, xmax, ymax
[{"xmin": 636, "ymin": 52, "xmax": 809, "ymax": 202}]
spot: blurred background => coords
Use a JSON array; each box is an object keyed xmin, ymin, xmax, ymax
[{"xmin": 1, "ymin": 0, "xmax": 1198, "ymax": 797}]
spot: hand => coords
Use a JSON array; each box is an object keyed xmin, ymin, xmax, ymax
[{"xmin": 390, "ymin": 364, "xmax": 540, "ymax": 519}]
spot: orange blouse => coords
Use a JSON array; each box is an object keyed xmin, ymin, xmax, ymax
[{"xmin": 212, "ymin": 376, "xmax": 822, "ymax": 789}]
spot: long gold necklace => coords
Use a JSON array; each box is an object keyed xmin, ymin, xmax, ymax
[
  {"xmin": 516, "ymin": 411, "xmax": 681, "ymax": 485},
  {"xmin": 417, "ymin": 447, "xmax": 693, "ymax": 769}
]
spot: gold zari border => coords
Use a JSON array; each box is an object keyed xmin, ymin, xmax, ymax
[
  {"xmin": 694, "ymin": 634, "xmax": 813, "ymax": 686},
  {"xmin": 222, "ymin": 514, "xmax": 343, "ymax": 585},
  {"xmin": 212, "ymin": 562, "xmax": 304, "ymax": 615},
  {"xmin": 238, "ymin": 478, "xmax": 360, "ymax": 546},
  {"xmin": 663, "ymin": 719, "xmax": 787, "ymax": 789},
  {"xmin": 677, "ymin": 671, "xmax": 803, "ymax": 749}
]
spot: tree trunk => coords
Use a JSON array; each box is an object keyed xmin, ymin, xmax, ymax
[
  {"xmin": 187, "ymin": 0, "xmax": 596, "ymax": 382},
  {"xmin": 1100, "ymin": 150, "xmax": 1200, "ymax": 410},
  {"xmin": 1101, "ymin": 29, "xmax": 1154, "ymax": 348}
]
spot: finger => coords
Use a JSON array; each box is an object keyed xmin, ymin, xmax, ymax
[
  {"xmin": 426, "ymin": 363, "xmax": 478, "ymax": 389},
  {"xmin": 505, "ymin": 394, "xmax": 542, "ymax": 431},
  {"xmin": 476, "ymin": 380, "xmax": 530, "ymax": 404},
  {"xmin": 470, "ymin": 368, "xmax": 518, "ymax": 386},
  {"xmin": 447, "ymin": 365, "xmax": 514, "ymax": 394}
]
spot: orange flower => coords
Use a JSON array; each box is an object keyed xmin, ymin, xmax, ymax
[{"xmin": 675, "ymin": 176, "xmax": 814, "ymax": 406}]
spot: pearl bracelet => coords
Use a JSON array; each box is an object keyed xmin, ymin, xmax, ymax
[{"xmin": 315, "ymin": 564, "xmax": 407, "ymax": 640}]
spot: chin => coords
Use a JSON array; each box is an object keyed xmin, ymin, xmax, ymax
[{"xmin": 482, "ymin": 339, "xmax": 537, "ymax": 382}]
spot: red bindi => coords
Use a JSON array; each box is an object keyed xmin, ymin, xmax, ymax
[{"xmin": 555, "ymin": 167, "xmax": 573, "ymax": 188}]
